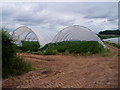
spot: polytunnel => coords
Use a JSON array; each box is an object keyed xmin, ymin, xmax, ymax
[
  {"xmin": 103, "ymin": 37, "xmax": 120, "ymax": 44},
  {"xmin": 12, "ymin": 26, "xmax": 55, "ymax": 47},
  {"xmin": 52, "ymin": 25, "xmax": 106, "ymax": 48}
]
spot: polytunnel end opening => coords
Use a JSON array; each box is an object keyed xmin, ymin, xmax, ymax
[{"xmin": 13, "ymin": 26, "xmax": 41, "ymax": 52}]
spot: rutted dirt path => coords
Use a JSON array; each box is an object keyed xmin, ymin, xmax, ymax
[{"xmin": 2, "ymin": 45, "xmax": 119, "ymax": 88}]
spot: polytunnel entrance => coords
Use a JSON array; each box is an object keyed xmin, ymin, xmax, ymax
[
  {"xmin": 13, "ymin": 26, "xmax": 39, "ymax": 46},
  {"xmin": 13, "ymin": 26, "xmax": 40, "ymax": 52}
]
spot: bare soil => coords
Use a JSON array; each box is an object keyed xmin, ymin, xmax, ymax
[{"xmin": 2, "ymin": 45, "xmax": 119, "ymax": 88}]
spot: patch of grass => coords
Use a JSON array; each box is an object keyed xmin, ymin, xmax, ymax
[
  {"xmin": 98, "ymin": 48, "xmax": 112, "ymax": 56},
  {"xmin": 32, "ymin": 67, "xmax": 48, "ymax": 71},
  {"xmin": 97, "ymin": 34, "xmax": 118, "ymax": 40},
  {"xmin": 62, "ymin": 50, "xmax": 70, "ymax": 55},
  {"xmin": 3, "ymin": 56, "xmax": 32, "ymax": 78},
  {"xmin": 2, "ymin": 30, "xmax": 32, "ymax": 78},
  {"xmin": 42, "ymin": 49, "xmax": 58, "ymax": 55},
  {"xmin": 104, "ymin": 41, "xmax": 120, "ymax": 49},
  {"xmin": 81, "ymin": 51, "xmax": 92, "ymax": 56}
]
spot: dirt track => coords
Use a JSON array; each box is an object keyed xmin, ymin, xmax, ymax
[{"xmin": 2, "ymin": 45, "xmax": 119, "ymax": 88}]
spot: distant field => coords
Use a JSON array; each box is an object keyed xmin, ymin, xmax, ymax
[{"xmin": 97, "ymin": 34, "xmax": 118, "ymax": 40}]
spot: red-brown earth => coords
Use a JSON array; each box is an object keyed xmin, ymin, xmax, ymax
[{"xmin": 2, "ymin": 44, "xmax": 119, "ymax": 88}]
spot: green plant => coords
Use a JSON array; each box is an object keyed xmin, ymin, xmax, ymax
[
  {"xmin": 2, "ymin": 30, "xmax": 32, "ymax": 78},
  {"xmin": 82, "ymin": 51, "xmax": 92, "ymax": 56},
  {"xmin": 42, "ymin": 49, "xmax": 58, "ymax": 55},
  {"xmin": 100, "ymin": 49, "xmax": 111, "ymax": 56},
  {"xmin": 19, "ymin": 41, "xmax": 40, "ymax": 52},
  {"xmin": 62, "ymin": 50, "xmax": 69, "ymax": 55},
  {"xmin": 39, "ymin": 41, "xmax": 109, "ymax": 56}
]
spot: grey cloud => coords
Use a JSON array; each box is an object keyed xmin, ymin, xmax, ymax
[
  {"xmin": 1, "ymin": 2, "xmax": 118, "ymax": 33},
  {"xmin": 84, "ymin": 3, "xmax": 117, "ymax": 19}
]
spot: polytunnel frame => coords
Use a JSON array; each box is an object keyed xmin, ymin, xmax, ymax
[
  {"xmin": 12, "ymin": 26, "xmax": 41, "ymax": 47},
  {"xmin": 12, "ymin": 25, "xmax": 106, "ymax": 51},
  {"xmin": 51, "ymin": 25, "xmax": 106, "ymax": 48},
  {"xmin": 52, "ymin": 25, "xmax": 92, "ymax": 42},
  {"xmin": 52, "ymin": 25, "xmax": 95, "ymax": 42}
]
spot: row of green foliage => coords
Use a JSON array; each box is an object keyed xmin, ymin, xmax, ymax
[
  {"xmin": 97, "ymin": 34, "xmax": 119, "ymax": 40},
  {"xmin": 37, "ymin": 41, "xmax": 110, "ymax": 56},
  {"xmin": 2, "ymin": 30, "xmax": 32, "ymax": 78},
  {"xmin": 19, "ymin": 41, "xmax": 40, "ymax": 52},
  {"xmin": 99, "ymin": 30, "xmax": 120, "ymax": 35},
  {"xmin": 103, "ymin": 41, "xmax": 120, "ymax": 49}
]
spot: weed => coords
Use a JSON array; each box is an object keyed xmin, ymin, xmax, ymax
[{"xmin": 2, "ymin": 30, "xmax": 32, "ymax": 78}]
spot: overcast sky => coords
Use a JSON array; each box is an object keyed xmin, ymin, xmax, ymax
[{"xmin": 1, "ymin": 2, "xmax": 118, "ymax": 33}]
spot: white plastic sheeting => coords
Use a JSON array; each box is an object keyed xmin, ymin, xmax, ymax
[
  {"xmin": 52, "ymin": 25, "xmax": 106, "ymax": 48},
  {"xmin": 13, "ymin": 25, "xmax": 106, "ymax": 48},
  {"xmin": 103, "ymin": 37, "xmax": 120, "ymax": 44},
  {"xmin": 13, "ymin": 26, "xmax": 55, "ymax": 47}
]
